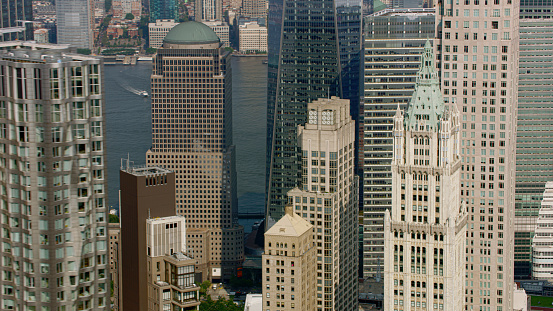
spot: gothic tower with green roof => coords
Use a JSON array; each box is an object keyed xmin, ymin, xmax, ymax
[{"xmin": 383, "ymin": 40, "xmax": 467, "ymax": 311}]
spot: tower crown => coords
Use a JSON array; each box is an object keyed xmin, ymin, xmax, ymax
[{"xmin": 405, "ymin": 39, "xmax": 445, "ymax": 132}]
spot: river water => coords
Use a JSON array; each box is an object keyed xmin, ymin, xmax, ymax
[{"xmin": 104, "ymin": 57, "xmax": 267, "ymax": 232}]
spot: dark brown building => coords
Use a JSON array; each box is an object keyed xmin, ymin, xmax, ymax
[{"xmin": 120, "ymin": 165, "xmax": 176, "ymax": 311}]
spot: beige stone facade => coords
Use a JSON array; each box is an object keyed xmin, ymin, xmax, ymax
[
  {"xmin": 109, "ymin": 223, "xmax": 121, "ymax": 311},
  {"xmin": 239, "ymin": 22, "xmax": 267, "ymax": 53},
  {"xmin": 263, "ymin": 205, "xmax": 316, "ymax": 311},
  {"xmin": 383, "ymin": 42, "xmax": 467, "ymax": 311},
  {"xmin": 437, "ymin": 0, "xmax": 519, "ymax": 308},
  {"xmin": 286, "ymin": 97, "xmax": 359, "ymax": 311},
  {"xmin": 146, "ymin": 22, "xmax": 244, "ymax": 283},
  {"xmin": 146, "ymin": 217, "xmax": 200, "ymax": 311},
  {"xmin": 148, "ymin": 19, "xmax": 179, "ymax": 49}
]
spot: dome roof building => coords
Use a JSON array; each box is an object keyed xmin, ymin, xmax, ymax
[{"xmin": 162, "ymin": 21, "xmax": 221, "ymax": 48}]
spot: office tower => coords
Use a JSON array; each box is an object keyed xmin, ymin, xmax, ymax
[
  {"xmin": 194, "ymin": 0, "xmax": 223, "ymax": 21},
  {"xmin": 146, "ymin": 21, "xmax": 244, "ymax": 282},
  {"xmin": 56, "ymin": 0, "xmax": 93, "ymax": 49},
  {"xmin": 119, "ymin": 165, "xmax": 176, "ymax": 311},
  {"xmin": 383, "ymin": 41, "xmax": 467, "ymax": 311},
  {"xmin": 150, "ymin": 0, "xmax": 179, "ymax": 21},
  {"xmin": 262, "ymin": 205, "xmax": 316, "ymax": 311},
  {"xmin": 362, "ymin": 8, "xmax": 436, "ymax": 278},
  {"xmin": 0, "ymin": 0, "xmax": 33, "ymax": 41},
  {"xmin": 240, "ymin": 0, "xmax": 267, "ymax": 18},
  {"xmin": 514, "ymin": 1, "xmax": 553, "ymax": 280},
  {"xmin": 108, "ymin": 222, "xmax": 121, "ymax": 311},
  {"xmin": 532, "ymin": 182, "xmax": 553, "ymax": 281},
  {"xmin": 0, "ymin": 42, "xmax": 108, "ymax": 310},
  {"xmin": 146, "ymin": 216, "xmax": 201, "ymax": 311},
  {"xmin": 438, "ymin": 0, "xmax": 519, "ymax": 308},
  {"xmin": 286, "ymin": 97, "xmax": 359, "ymax": 310},
  {"xmin": 266, "ymin": 0, "xmax": 362, "ymax": 227}
]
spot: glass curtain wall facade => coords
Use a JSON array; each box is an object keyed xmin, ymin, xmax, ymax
[
  {"xmin": 56, "ymin": 0, "xmax": 93, "ymax": 49},
  {"xmin": 0, "ymin": 0, "xmax": 33, "ymax": 41},
  {"xmin": 149, "ymin": 0, "xmax": 179, "ymax": 21},
  {"xmin": 514, "ymin": 0, "xmax": 553, "ymax": 280},
  {"xmin": 265, "ymin": 0, "xmax": 362, "ymax": 228},
  {"xmin": 0, "ymin": 43, "xmax": 109, "ymax": 311},
  {"xmin": 362, "ymin": 9, "xmax": 435, "ymax": 278}
]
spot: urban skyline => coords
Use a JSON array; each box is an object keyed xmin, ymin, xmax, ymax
[{"xmin": 1, "ymin": 0, "xmax": 553, "ymax": 310}]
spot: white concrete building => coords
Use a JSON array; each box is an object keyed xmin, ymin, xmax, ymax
[
  {"xmin": 146, "ymin": 216, "xmax": 187, "ymax": 257},
  {"xmin": 513, "ymin": 284, "xmax": 528, "ymax": 311},
  {"xmin": 383, "ymin": 41, "xmax": 467, "ymax": 311},
  {"xmin": 239, "ymin": 21, "xmax": 267, "ymax": 53},
  {"xmin": 203, "ymin": 21, "xmax": 230, "ymax": 47},
  {"xmin": 148, "ymin": 19, "xmax": 178, "ymax": 49},
  {"xmin": 532, "ymin": 182, "xmax": 553, "ymax": 281},
  {"xmin": 287, "ymin": 97, "xmax": 359, "ymax": 311}
]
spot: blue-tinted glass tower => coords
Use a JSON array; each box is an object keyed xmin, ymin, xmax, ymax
[
  {"xmin": 265, "ymin": 0, "xmax": 362, "ymax": 227},
  {"xmin": 150, "ymin": 0, "xmax": 179, "ymax": 22}
]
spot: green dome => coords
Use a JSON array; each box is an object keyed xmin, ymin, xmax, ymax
[{"xmin": 163, "ymin": 21, "xmax": 220, "ymax": 45}]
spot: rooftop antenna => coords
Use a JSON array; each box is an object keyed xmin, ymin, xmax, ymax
[{"xmin": 148, "ymin": 208, "xmax": 151, "ymax": 220}]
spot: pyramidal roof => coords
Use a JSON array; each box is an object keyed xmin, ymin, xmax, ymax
[
  {"xmin": 266, "ymin": 206, "xmax": 312, "ymax": 237},
  {"xmin": 405, "ymin": 39, "xmax": 446, "ymax": 131}
]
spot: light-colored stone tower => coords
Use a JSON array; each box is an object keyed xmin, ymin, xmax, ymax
[
  {"xmin": 438, "ymin": 0, "xmax": 519, "ymax": 308},
  {"xmin": 383, "ymin": 41, "xmax": 467, "ymax": 311},
  {"xmin": 0, "ymin": 42, "xmax": 109, "ymax": 310},
  {"xmin": 146, "ymin": 21, "xmax": 244, "ymax": 282},
  {"xmin": 287, "ymin": 97, "xmax": 359, "ymax": 311},
  {"xmin": 262, "ymin": 205, "xmax": 316, "ymax": 311}
]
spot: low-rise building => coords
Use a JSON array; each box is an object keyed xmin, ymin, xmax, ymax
[
  {"xmin": 532, "ymin": 182, "xmax": 553, "ymax": 281},
  {"xmin": 203, "ymin": 20, "xmax": 230, "ymax": 47},
  {"xmin": 148, "ymin": 19, "xmax": 179, "ymax": 49},
  {"xmin": 238, "ymin": 21, "xmax": 266, "ymax": 53}
]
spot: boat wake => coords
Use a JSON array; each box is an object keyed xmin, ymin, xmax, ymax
[{"xmin": 120, "ymin": 81, "xmax": 148, "ymax": 97}]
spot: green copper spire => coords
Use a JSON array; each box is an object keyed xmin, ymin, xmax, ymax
[{"xmin": 405, "ymin": 39, "xmax": 446, "ymax": 131}]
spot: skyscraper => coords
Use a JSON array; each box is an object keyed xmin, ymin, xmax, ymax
[
  {"xmin": 194, "ymin": 0, "xmax": 223, "ymax": 21},
  {"xmin": 119, "ymin": 165, "xmax": 176, "ymax": 311},
  {"xmin": 438, "ymin": 0, "xmax": 519, "ymax": 308},
  {"xmin": 287, "ymin": 97, "xmax": 359, "ymax": 310},
  {"xmin": 0, "ymin": 42, "xmax": 108, "ymax": 310},
  {"xmin": 0, "ymin": 0, "xmax": 33, "ymax": 41},
  {"xmin": 56, "ymin": 0, "xmax": 94, "ymax": 49},
  {"xmin": 362, "ymin": 7, "xmax": 436, "ymax": 278},
  {"xmin": 514, "ymin": 0, "xmax": 553, "ymax": 280},
  {"xmin": 265, "ymin": 0, "xmax": 362, "ymax": 227},
  {"xmin": 383, "ymin": 41, "xmax": 466, "ymax": 311},
  {"xmin": 150, "ymin": 0, "xmax": 179, "ymax": 22},
  {"xmin": 146, "ymin": 21, "xmax": 244, "ymax": 282}
]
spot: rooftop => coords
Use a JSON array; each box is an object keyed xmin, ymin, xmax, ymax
[
  {"xmin": 266, "ymin": 205, "xmax": 312, "ymax": 237},
  {"xmin": 120, "ymin": 163, "xmax": 172, "ymax": 176},
  {"xmin": 0, "ymin": 42, "xmax": 98, "ymax": 63},
  {"xmin": 163, "ymin": 21, "xmax": 220, "ymax": 45},
  {"xmin": 370, "ymin": 7, "xmax": 435, "ymax": 17},
  {"xmin": 146, "ymin": 215, "xmax": 185, "ymax": 224}
]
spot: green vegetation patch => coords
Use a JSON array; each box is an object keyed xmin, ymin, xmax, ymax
[{"xmin": 531, "ymin": 295, "xmax": 553, "ymax": 307}]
